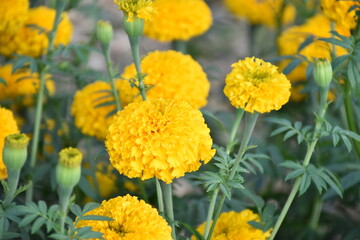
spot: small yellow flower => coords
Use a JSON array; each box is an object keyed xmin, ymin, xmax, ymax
[
  {"xmin": 106, "ymin": 99, "xmax": 215, "ymax": 183},
  {"xmin": 77, "ymin": 194, "xmax": 172, "ymax": 240},
  {"xmin": 194, "ymin": 210, "xmax": 271, "ymax": 240},
  {"xmin": 0, "ymin": 0, "xmax": 29, "ymax": 34},
  {"xmin": 321, "ymin": 0, "xmax": 359, "ymax": 30},
  {"xmin": 122, "ymin": 50, "xmax": 211, "ymax": 108},
  {"xmin": 114, "ymin": 0, "xmax": 154, "ymax": 21},
  {"xmin": 224, "ymin": 57, "xmax": 291, "ymax": 113},
  {"xmin": 0, "ymin": 108, "xmax": 19, "ymax": 180},
  {"xmin": 144, "ymin": 0, "xmax": 212, "ymax": 41}
]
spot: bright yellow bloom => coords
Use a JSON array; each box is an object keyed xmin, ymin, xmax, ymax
[
  {"xmin": 0, "ymin": 6, "xmax": 73, "ymax": 58},
  {"xmin": 0, "ymin": 0, "xmax": 29, "ymax": 34},
  {"xmin": 77, "ymin": 194, "xmax": 172, "ymax": 240},
  {"xmin": 122, "ymin": 50, "xmax": 210, "ymax": 108},
  {"xmin": 0, "ymin": 108, "xmax": 19, "ymax": 179},
  {"xmin": 224, "ymin": 0, "xmax": 295, "ymax": 27},
  {"xmin": 114, "ymin": 0, "xmax": 154, "ymax": 21},
  {"xmin": 144, "ymin": 0, "xmax": 212, "ymax": 41},
  {"xmin": 71, "ymin": 80, "xmax": 135, "ymax": 140},
  {"xmin": 194, "ymin": 210, "xmax": 271, "ymax": 240},
  {"xmin": 321, "ymin": 0, "xmax": 359, "ymax": 30},
  {"xmin": 224, "ymin": 57, "xmax": 291, "ymax": 113},
  {"xmin": 277, "ymin": 14, "xmax": 349, "ymax": 101},
  {"xmin": 106, "ymin": 99, "xmax": 215, "ymax": 183},
  {"xmin": 0, "ymin": 64, "xmax": 55, "ymax": 101}
]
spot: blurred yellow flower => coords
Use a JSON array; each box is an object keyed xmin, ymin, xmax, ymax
[
  {"xmin": 0, "ymin": 6, "xmax": 73, "ymax": 58},
  {"xmin": 77, "ymin": 194, "xmax": 172, "ymax": 240},
  {"xmin": 321, "ymin": 0, "xmax": 359, "ymax": 30},
  {"xmin": 144, "ymin": 0, "xmax": 212, "ymax": 41},
  {"xmin": 0, "ymin": 0, "xmax": 29, "ymax": 34},
  {"xmin": 224, "ymin": 57, "xmax": 291, "ymax": 113},
  {"xmin": 224, "ymin": 0, "xmax": 295, "ymax": 27},
  {"xmin": 71, "ymin": 80, "xmax": 135, "ymax": 140},
  {"xmin": 114, "ymin": 0, "xmax": 154, "ymax": 21},
  {"xmin": 122, "ymin": 50, "xmax": 210, "ymax": 108},
  {"xmin": 0, "ymin": 107, "xmax": 19, "ymax": 180},
  {"xmin": 106, "ymin": 99, "xmax": 215, "ymax": 183},
  {"xmin": 194, "ymin": 210, "xmax": 271, "ymax": 240}
]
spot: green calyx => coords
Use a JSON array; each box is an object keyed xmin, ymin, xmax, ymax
[
  {"xmin": 56, "ymin": 164, "xmax": 81, "ymax": 189},
  {"xmin": 313, "ymin": 58, "xmax": 333, "ymax": 88},
  {"xmin": 3, "ymin": 133, "xmax": 29, "ymax": 171},
  {"xmin": 97, "ymin": 20, "xmax": 114, "ymax": 46},
  {"xmin": 123, "ymin": 14, "xmax": 144, "ymax": 38}
]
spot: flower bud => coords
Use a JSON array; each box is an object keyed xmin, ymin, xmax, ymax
[
  {"xmin": 3, "ymin": 133, "xmax": 29, "ymax": 171},
  {"xmin": 313, "ymin": 58, "xmax": 333, "ymax": 88},
  {"xmin": 97, "ymin": 20, "xmax": 113, "ymax": 45},
  {"xmin": 56, "ymin": 147, "xmax": 83, "ymax": 189},
  {"xmin": 123, "ymin": 14, "xmax": 144, "ymax": 38}
]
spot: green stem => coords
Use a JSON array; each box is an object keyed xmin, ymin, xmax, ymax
[
  {"xmin": 309, "ymin": 196, "xmax": 323, "ymax": 230},
  {"xmin": 128, "ymin": 36, "xmax": 147, "ymax": 101},
  {"xmin": 102, "ymin": 44, "xmax": 122, "ymax": 111},
  {"xmin": 156, "ymin": 178, "xmax": 165, "ymax": 216},
  {"xmin": 171, "ymin": 40, "xmax": 187, "ymax": 54},
  {"xmin": 163, "ymin": 183, "xmax": 176, "ymax": 240},
  {"xmin": 203, "ymin": 187, "xmax": 219, "ymax": 239},
  {"xmin": 58, "ymin": 187, "xmax": 72, "ymax": 234},
  {"xmin": 226, "ymin": 109, "xmax": 244, "ymax": 154},
  {"xmin": 343, "ymin": 81, "xmax": 360, "ymax": 159},
  {"xmin": 3, "ymin": 170, "xmax": 21, "ymax": 207},
  {"xmin": 206, "ymin": 112, "xmax": 259, "ymax": 240}
]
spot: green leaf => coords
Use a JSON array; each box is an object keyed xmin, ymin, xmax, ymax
[
  {"xmin": 70, "ymin": 204, "xmax": 82, "ymax": 217},
  {"xmin": 31, "ymin": 217, "xmax": 46, "ymax": 234},
  {"xmin": 50, "ymin": 233, "xmax": 73, "ymax": 240},
  {"xmin": 94, "ymin": 100, "xmax": 116, "ymax": 108},
  {"xmin": 299, "ymin": 173, "xmax": 312, "ymax": 195},
  {"xmin": 19, "ymin": 213, "xmax": 38, "ymax": 227},
  {"xmin": 284, "ymin": 129, "xmax": 297, "ymax": 141},
  {"xmin": 2, "ymin": 232, "xmax": 22, "ymax": 239},
  {"xmin": 341, "ymin": 135, "xmax": 352, "ymax": 152},
  {"xmin": 11, "ymin": 57, "xmax": 30, "ymax": 73},
  {"xmin": 318, "ymin": 170, "xmax": 343, "ymax": 197},
  {"xmin": 298, "ymin": 35, "xmax": 315, "ymax": 52},
  {"xmin": 348, "ymin": 60, "xmax": 357, "ymax": 88},
  {"xmin": 38, "ymin": 201, "xmax": 47, "ymax": 215},
  {"xmin": 283, "ymin": 58, "xmax": 303, "ymax": 75},
  {"xmin": 285, "ymin": 168, "xmax": 305, "ymax": 181},
  {"xmin": 270, "ymin": 126, "xmax": 289, "ymax": 136},
  {"xmin": 179, "ymin": 222, "xmax": 205, "ymax": 240},
  {"xmin": 266, "ymin": 117, "xmax": 291, "ymax": 126},
  {"xmin": 78, "ymin": 215, "xmax": 113, "ymax": 221},
  {"xmin": 0, "ymin": 77, "xmax": 7, "ymax": 86},
  {"xmin": 319, "ymin": 37, "xmax": 352, "ymax": 50},
  {"xmin": 82, "ymin": 202, "xmax": 101, "ymax": 214},
  {"xmin": 280, "ymin": 160, "xmax": 303, "ymax": 170},
  {"xmin": 201, "ymin": 110, "xmax": 226, "ymax": 132}
]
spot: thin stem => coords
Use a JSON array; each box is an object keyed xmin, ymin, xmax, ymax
[
  {"xmin": 203, "ymin": 187, "xmax": 219, "ymax": 239},
  {"xmin": 3, "ymin": 170, "xmax": 21, "ymax": 207},
  {"xmin": 226, "ymin": 109, "xmax": 244, "ymax": 154},
  {"xmin": 156, "ymin": 178, "xmax": 165, "ymax": 216},
  {"xmin": 206, "ymin": 194, "xmax": 226, "ymax": 240},
  {"xmin": 163, "ymin": 183, "xmax": 176, "ymax": 240},
  {"xmin": 171, "ymin": 40, "xmax": 187, "ymax": 54},
  {"xmin": 58, "ymin": 187, "xmax": 72, "ymax": 234},
  {"xmin": 102, "ymin": 44, "xmax": 122, "ymax": 111},
  {"xmin": 309, "ymin": 196, "xmax": 323, "ymax": 230}
]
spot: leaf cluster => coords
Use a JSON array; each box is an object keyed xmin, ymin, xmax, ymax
[{"xmin": 268, "ymin": 118, "xmax": 313, "ymax": 144}]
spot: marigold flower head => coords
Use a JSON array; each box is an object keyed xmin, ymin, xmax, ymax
[
  {"xmin": 224, "ymin": 57, "xmax": 291, "ymax": 113},
  {"xmin": 0, "ymin": 0, "xmax": 29, "ymax": 34},
  {"xmin": 71, "ymin": 80, "xmax": 135, "ymax": 140},
  {"xmin": 114, "ymin": 0, "xmax": 154, "ymax": 21},
  {"xmin": 77, "ymin": 194, "xmax": 172, "ymax": 240},
  {"xmin": 122, "ymin": 50, "xmax": 210, "ymax": 108},
  {"xmin": 144, "ymin": 0, "xmax": 212, "ymax": 41},
  {"xmin": 0, "ymin": 64, "xmax": 55, "ymax": 101},
  {"xmin": 0, "ymin": 6, "xmax": 73, "ymax": 58},
  {"xmin": 0, "ymin": 107, "xmax": 19, "ymax": 180},
  {"xmin": 321, "ymin": 0, "xmax": 359, "ymax": 30},
  {"xmin": 193, "ymin": 210, "xmax": 271, "ymax": 240},
  {"xmin": 106, "ymin": 99, "xmax": 215, "ymax": 183},
  {"xmin": 224, "ymin": 0, "xmax": 295, "ymax": 27}
]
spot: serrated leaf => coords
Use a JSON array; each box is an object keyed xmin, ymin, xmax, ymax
[
  {"xmin": 332, "ymin": 132, "xmax": 340, "ymax": 146},
  {"xmin": 319, "ymin": 37, "xmax": 352, "ymax": 49},
  {"xmin": 280, "ymin": 160, "xmax": 303, "ymax": 170},
  {"xmin": 31, "ymin": 217, "xmax": 46, "ymax": 234},
  {"xmin": 38, "ymin": 201, "xmax": 47, "ymax": 215},
  {"xmin": 270, "ymin": 126, "xmax": 289, "ymax": 136},
  {"xmin": 283, "ymin": 58, "xmax": 303, "ymax": 75},
  {"xmin": 240, "ymin": 188, "xmax": 265, "ymax": 209},
  {"xmin": 285, "ymin": 168, "xmax": 305, "ymax": 181},
  {"xmin": 78, "ymin": 215, "xmax": 113, "ymax": 221},
  {"xmin": 318, "ymin": 170, "xmax": 343, "ymax": 197},
  {"xmin": 343, "ymin": 130, "xmax": 360, "ymax": 142},
  {"xmin": 220, "ymin": 184, "xmax": 232, "ymax": 199},
  {"xmin": 266, "ymin": 117, "xmax": 291, "ymax": 126},
  {"xmin": 2, "ymin": 232, "xmax": 22, "ymax": 239},
  {"xmin": 341, "ymin": 135, "xmax": 352, "ymax": 152},
  {"xmin": 283, "ymin": 130, "xmax": 297, "ymax": 141},
  {"xmin": 242, "ymin": 161, "xmax": 256, "ymax": 174},
  {"xmin": 19, "ymin": 213, "xmax": 38, "ymax": 227},
  {"xmin": 70, "ymin": 204, "xmax": 82, "ymax": 217},
  {"xmin": 348, "ymin": 60, "xmax": 357, "ymax": 88},
  {"xmin": 247, "ymin": 157, "xmax": 264, "ymax": 173},
  {"xmin": 248, "ymin": 221, "xmax": 263, "ymax": 230},
  {"xmin": 48, "ymin": 205, "xmax": 59, "ymax": 217},
  {"xmin": 299, "ymin": 174, "xmax": 312, "ymax": 195},
  {"xmin": 82, "ymin": 202, "xmax": 101, "ymax": 214}
]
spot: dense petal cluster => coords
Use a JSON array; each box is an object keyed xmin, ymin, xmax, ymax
[
  {"xmin": 0, "ymin": 64, "xmax": 55, "ymax": 104},
  {"xmin": 278, "ymin": 14, "xmax": 349, "ymax": 101},
  {"xmin": 0, "ymin": 0, "xmax": 29, "ymax": 34},
  {"xmin": 194, "ymin": 210, "xmax": 271, "ymax": 240},
  {"xmin": 224, "ymin": 0, "xmax": 295, "ymax": 27},
  {"xmin": 77, "ymin": 194, "xmax": 172, "ymax": 240},
  {"xmin": 321, "ymin": 0, "xmax": 359, "ymax": 30},
  {"xmin": 122, "ymin": 50, "xmax": 210, "ymax": 108},
  {"xmin": 0, "ymin": 108, "xmax": 19, "ymax": 179},
  {"xmin": 0, "ymin": 6, "xmax": 73, "ymax": 58},
  {"xmin": 106, "ymin": 99, "xmax": 216, "ymax": 183},
  {"xmin": 114, "ymin": 0, "xmax": 154, "ymax": 21},
  {"xmin": 144, "ymin": 0, "xmax": 212, "ymax": 41},
  {"xmin": 224, "ymin": 57, "xmax": 291, "ymax": 113},
  {"xmin": 71, "ymin": 80, "xmax": 134, "ymax": 140}
]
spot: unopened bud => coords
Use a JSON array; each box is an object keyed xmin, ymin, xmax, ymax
[
  {"xmin": 97, "ymin": 20, "xmax": 113, "ymax": 45},
  {"xmin": 3, "ymin": 134, "xmax": 29, "ymax": 171},
  {"xmin": 123, "ymin": 14, "xmax": 144, "ymax": 38},
  {"xmin": 314, "ymin": 58, "xmax": 333, "ymax": 88},
  {"xmin": 56, "ymin": 147, "xmax": 83, "ymax": 189}
]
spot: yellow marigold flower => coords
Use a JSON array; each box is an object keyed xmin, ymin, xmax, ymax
[
  {"xmin": 194, "ymin": 210, "xmax": 271, "ymax": 240},
  {"xmin": 122, "ymin": 50, "xmax": 210, "ymax": 108},
  {"xmin": 144, "ymin": 0, "xmax": 212, "ymax": 41},
  {"xmin": 77, "ymin": 194, "xmax": 172, "ymax": 240},
  {"xmin": 71, "ymin": 80, "xmax": 135, "ymax": 140},
  {"xmin": 321, "ymin": 0, "xmax": 359, "ymax": 30},
  {"xmin": 106, "ymin": 99, "xmax": 216, "ymax": 183},
  {"xmin": 0, "ymin": 64, "xmax": 55, "ymax": 102},
  {"xmin": 224, "ymin": 57, "xmax": 291, "ymax": 113},
  {"xmin": 0, "ymin": 107, "xmax": 19, "ymax": 180},
  {"xmin": 114, "ymin": 0, "xmax": 154, "ymax": 21},
  {"xmin": 0, "ymin": 0, "xmax": 29, "ymax": 34},
  {"xmin": 224, "ymin": 0, "xmax": 295, "ymax": 27},
  {"xmin": 0, "ymin": 6, "xmax": 73, "ymax": 58}
]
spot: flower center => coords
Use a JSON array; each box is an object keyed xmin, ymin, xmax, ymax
[
  {"xmin": 109, "ymin": 222, "xmax": 127, "ymax": 237},
  {"xmin": 244, "ymin": 69, "xmax": 271, "ymax": 86}
]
